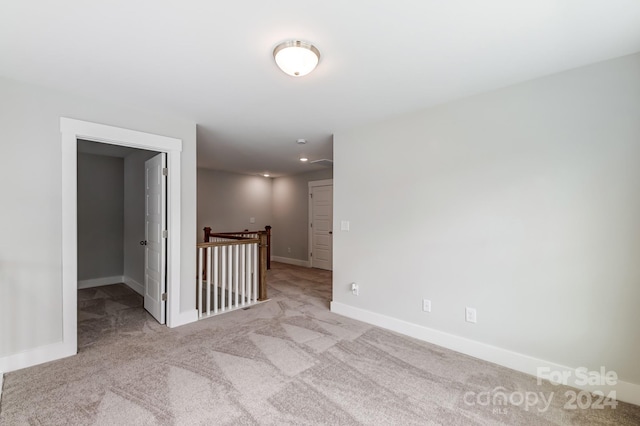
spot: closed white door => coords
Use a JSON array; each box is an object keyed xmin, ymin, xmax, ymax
[
  {"xmin": 310, "ymin": 185, "xmax": 333, "ymax": 270},
  {"xmin": 144, "ymin": 153, "xmax": 167, "ymax": 324}
]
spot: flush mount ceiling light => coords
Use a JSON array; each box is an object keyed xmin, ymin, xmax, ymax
[
  {"xmin": 263, "ymin": 173, "xmax": 270, "ymax": 177},
  {"xmin": 299, "ymin": 155, "xmax": 309, "ymax": 162},
  {"xmin": 273, "ymin": 41, "xmax": 320, "ymax": 77}
]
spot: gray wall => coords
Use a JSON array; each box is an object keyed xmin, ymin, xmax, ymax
[
  {"xmin": 124, "ymin": 150, "xmax": 158, "ymax": 286},
  {"xmin": 272, "ymin": 169, "xmax": 333, "ymax": 261},
  {"xmin": 197, "ymin": 169, "xmax": 273, "ymax": 240},
  {"xmin": 333, "ymin": 53, "xmax": 640, "ymax": 385},
  {"xmin": 196, "ymin": 167, "xmax": 333, "ymax": 263},
  {"xmin": 77, "ymin": 153, "xmax": 124, "ymax": 280},
  {"xmin": 0, "ymin": 75, "xmax": 196, "ymax": 359}
]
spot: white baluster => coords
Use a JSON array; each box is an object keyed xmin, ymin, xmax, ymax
[
  {"xmin": 234, "ymin": 244, "xmax": 239, "ymax": 308},
  {"xmin": 221, "ymin": 245, "xmax": 226, "ymax": 312},
  {"xmin": 228, "ymin": 245, "xmax": 233, "ymax": 309},
  {"xmin": 247, "ymin": 242, "xmax": 252, "ymax": 304},
  {"xmin": 253, "ymin": 242, "xmax": 258, "ymax": 303},
  {"xmin": 213, "ymin": 246, "xmax": 219, "ymax": 314},
  {"xmin": 240, "ymin": 244, "xmax": 246, "ymax": 306},
  {"xmin": 206, "ymin": 246, "xmax": 212, "ymax": 316},
  {"xmin": 198, "ymin": 247, "xmax": 203, "ymax": 318}
]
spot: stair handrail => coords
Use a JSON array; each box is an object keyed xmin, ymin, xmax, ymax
[{"xmin": 204, "ymin": 225, "xmax": 271, "ymax": 270}]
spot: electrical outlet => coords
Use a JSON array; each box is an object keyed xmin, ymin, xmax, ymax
[
  {"xmin": 351, "ymin": 282, "xmax": 359, "ymax": 296},
  {"xmin": 287, "ymin": 247, "xmax": 291, "ymax": 253},
  {"xmin": 465, "ymin": 307, "xmax": 477, "ymax": 323},
  {"xmin": 422, "ymin": 299, "xmax": 431, "ymax": 312}
]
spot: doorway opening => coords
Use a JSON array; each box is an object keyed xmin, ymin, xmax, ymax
[
  {"xmin": 61, "ymin": 118, "xmax": 184, "ymax": 361},
  {"xmin": 76, "ymin": 141, "xmax": 166, "ymax": 347}
]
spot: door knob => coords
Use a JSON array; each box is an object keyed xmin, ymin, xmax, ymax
[
  {"xmin": 329, "ymin": 231, "xmax": 333, "ymax": 234},
  {"xmin": 140, "ymin": 240, "xmax": 147, "ymax": 245}
]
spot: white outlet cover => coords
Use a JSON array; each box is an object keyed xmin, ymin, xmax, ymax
[
  {"xmin": 422, "ymin": 299, "xmax": 431, "ymax": 312},
  {"xmin": 341, "ymin": 220, "xmax": 350, "ymax": 231},
  {"xmin": 250, "ymin": 217, "xmax": 256, "ymax": 224},
  {"xmin": 465, "ymin": 307, "xmax": 477, "ymax": 323}
]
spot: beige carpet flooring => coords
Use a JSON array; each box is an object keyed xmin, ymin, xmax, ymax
[{"xmin": 1, "ymin": 262, "xmax": 639, "ymax": 425}]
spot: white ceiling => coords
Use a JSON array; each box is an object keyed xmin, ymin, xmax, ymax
[{"xmin": 2, "ymin": 1, "xmax": 640, "ymax": 177}]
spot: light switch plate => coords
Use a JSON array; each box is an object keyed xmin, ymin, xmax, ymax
[{"xmin": 341, "ymin": 220, "xmax": 350, "ymax": 231}]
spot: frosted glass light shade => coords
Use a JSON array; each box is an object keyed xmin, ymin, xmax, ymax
[{"xmin": 273, "ymin": 41, "xmax": 320, "ymax": 77}]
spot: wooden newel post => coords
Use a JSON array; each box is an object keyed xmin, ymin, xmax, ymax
[
  {"xmin": 258, "ymin": 231, "xmax": 268, "ymax": 301},
  {"xmin": 265, "ymin": 225, "xmax": 272, "ymax": 270},
  {"xmin": 203, "ymin": 227, "xmax": 212, "ymax": 242}
]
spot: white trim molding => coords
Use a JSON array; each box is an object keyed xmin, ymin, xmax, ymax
[
  {"xmin": 0, "ymin": 341, "xmax": 75, "ymax": 377},
  {"xmin": 330, "ymin": 301, "xmax": 640, "ymax": 406},
  {"xmin": 169, "ymin": 309, "xmax": 199, "ymax": 328},
  {"xmin": 271, "ymin": 256, "xmax": 310, "ymax": 268},
  {"xmin": 57, "ymin": 118, "xmax": 185, "ymax": 373},
  {"xmin": 77, "ymin": 276, "xmax": 144, "ymax": 296},
  {"xmin": 122, "ymin": 276, "xmax": 145, "ymax": 296},
  {"xmin": 78, "ymin": 276, "xmax": 124, "ymax": 290}
]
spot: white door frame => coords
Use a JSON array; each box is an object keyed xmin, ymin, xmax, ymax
[
  {"xmin": 61, "ymin": 118, "xmax": 182, "ymax": 360},
  {"xmin": 308, "ymin": 179, "xmax": 333, "ymax": 268}
]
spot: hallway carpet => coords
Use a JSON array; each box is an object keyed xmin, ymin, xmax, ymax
[{"xmin": 1, "ymin": 262, "xmax": 639, "ymax": 425}]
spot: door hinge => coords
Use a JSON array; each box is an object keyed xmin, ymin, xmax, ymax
[
  {"xmin": 310, "ymin": 252, "xmax": 313, "ymax": 257},
  {"xmin": 310, "ymin": 193, "xmax": 313, "ymax": 198},
  {"xmin": 161, "ymin": 293, "xmax": 167, "ymax": 301},
  {"xmin": 162, "ymin": 230, "xmax": 168, "ymax": 238},
  {"xmin": 162, "ymin": 168, "xmax": 168, "ymax": 176},
  {"xmin": 310, "ymin": 223, "xmax": 313, "ymax": 228}
]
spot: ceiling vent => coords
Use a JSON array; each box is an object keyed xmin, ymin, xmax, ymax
[{"xmin": 310, "ymin": 159, "xmax": 333, "ymax": 167}]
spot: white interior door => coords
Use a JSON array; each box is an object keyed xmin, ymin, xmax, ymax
[
  {"xmin": 310, "ymin": 184, "xmax": 333, "ymax": 270},
  {"xmin": 144, "ymin": 153, "xmax": 167, "ymax": 324}
]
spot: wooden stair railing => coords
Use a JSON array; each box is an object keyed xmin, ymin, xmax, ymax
[
  {"xmin": 204, "ymin": 225, "xmax": 271, "ymax": 270},
  {"xmin": 196, "ymin": 235, "xmax": 266, "ymax": 318}
]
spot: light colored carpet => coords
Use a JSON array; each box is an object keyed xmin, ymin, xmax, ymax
[{"xmin": 1, "ymin": 262, "xmax": 639, "ymax": 425}]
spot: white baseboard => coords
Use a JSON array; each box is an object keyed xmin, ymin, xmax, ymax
[
  {"xmin": 77, "ymin": 275, "xmax": 124, "ymax": 289},
  {"xmin": 0, "ymin": 340, "xmax": 76, "ymax": 375},
  {"xmin": 77, "ymin": 275, "xmax": 143, "ymax": 296},
  {"xmin": 122, "ymin": 276, "xmax": 144, "ymax": 296},
  {"xmin": 168, "ymin": 308, "xmax": 199, "ymax": 328},
  {"xmin": 330, "ymin": 301, "xmax": 640, "ymax": 406},
  {"xmin": 271, "ymin": 256, "xmax": 310, "ymax": 268}
]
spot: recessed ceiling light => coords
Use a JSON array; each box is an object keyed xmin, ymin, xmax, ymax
[
  {"xmin": 263, "ymin": 173, "xmax": 270, "ymax": 177},
  {"xmin": 299, "ymin": 155, "xmax": 309, "ymax": 162},
  {"xmin": 296, "ymin": 138, "xmax": 307, "ymax": 144},
  {"xmin": 273, "ymin": 41, "xmax": 320, "ymax": 77}
]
